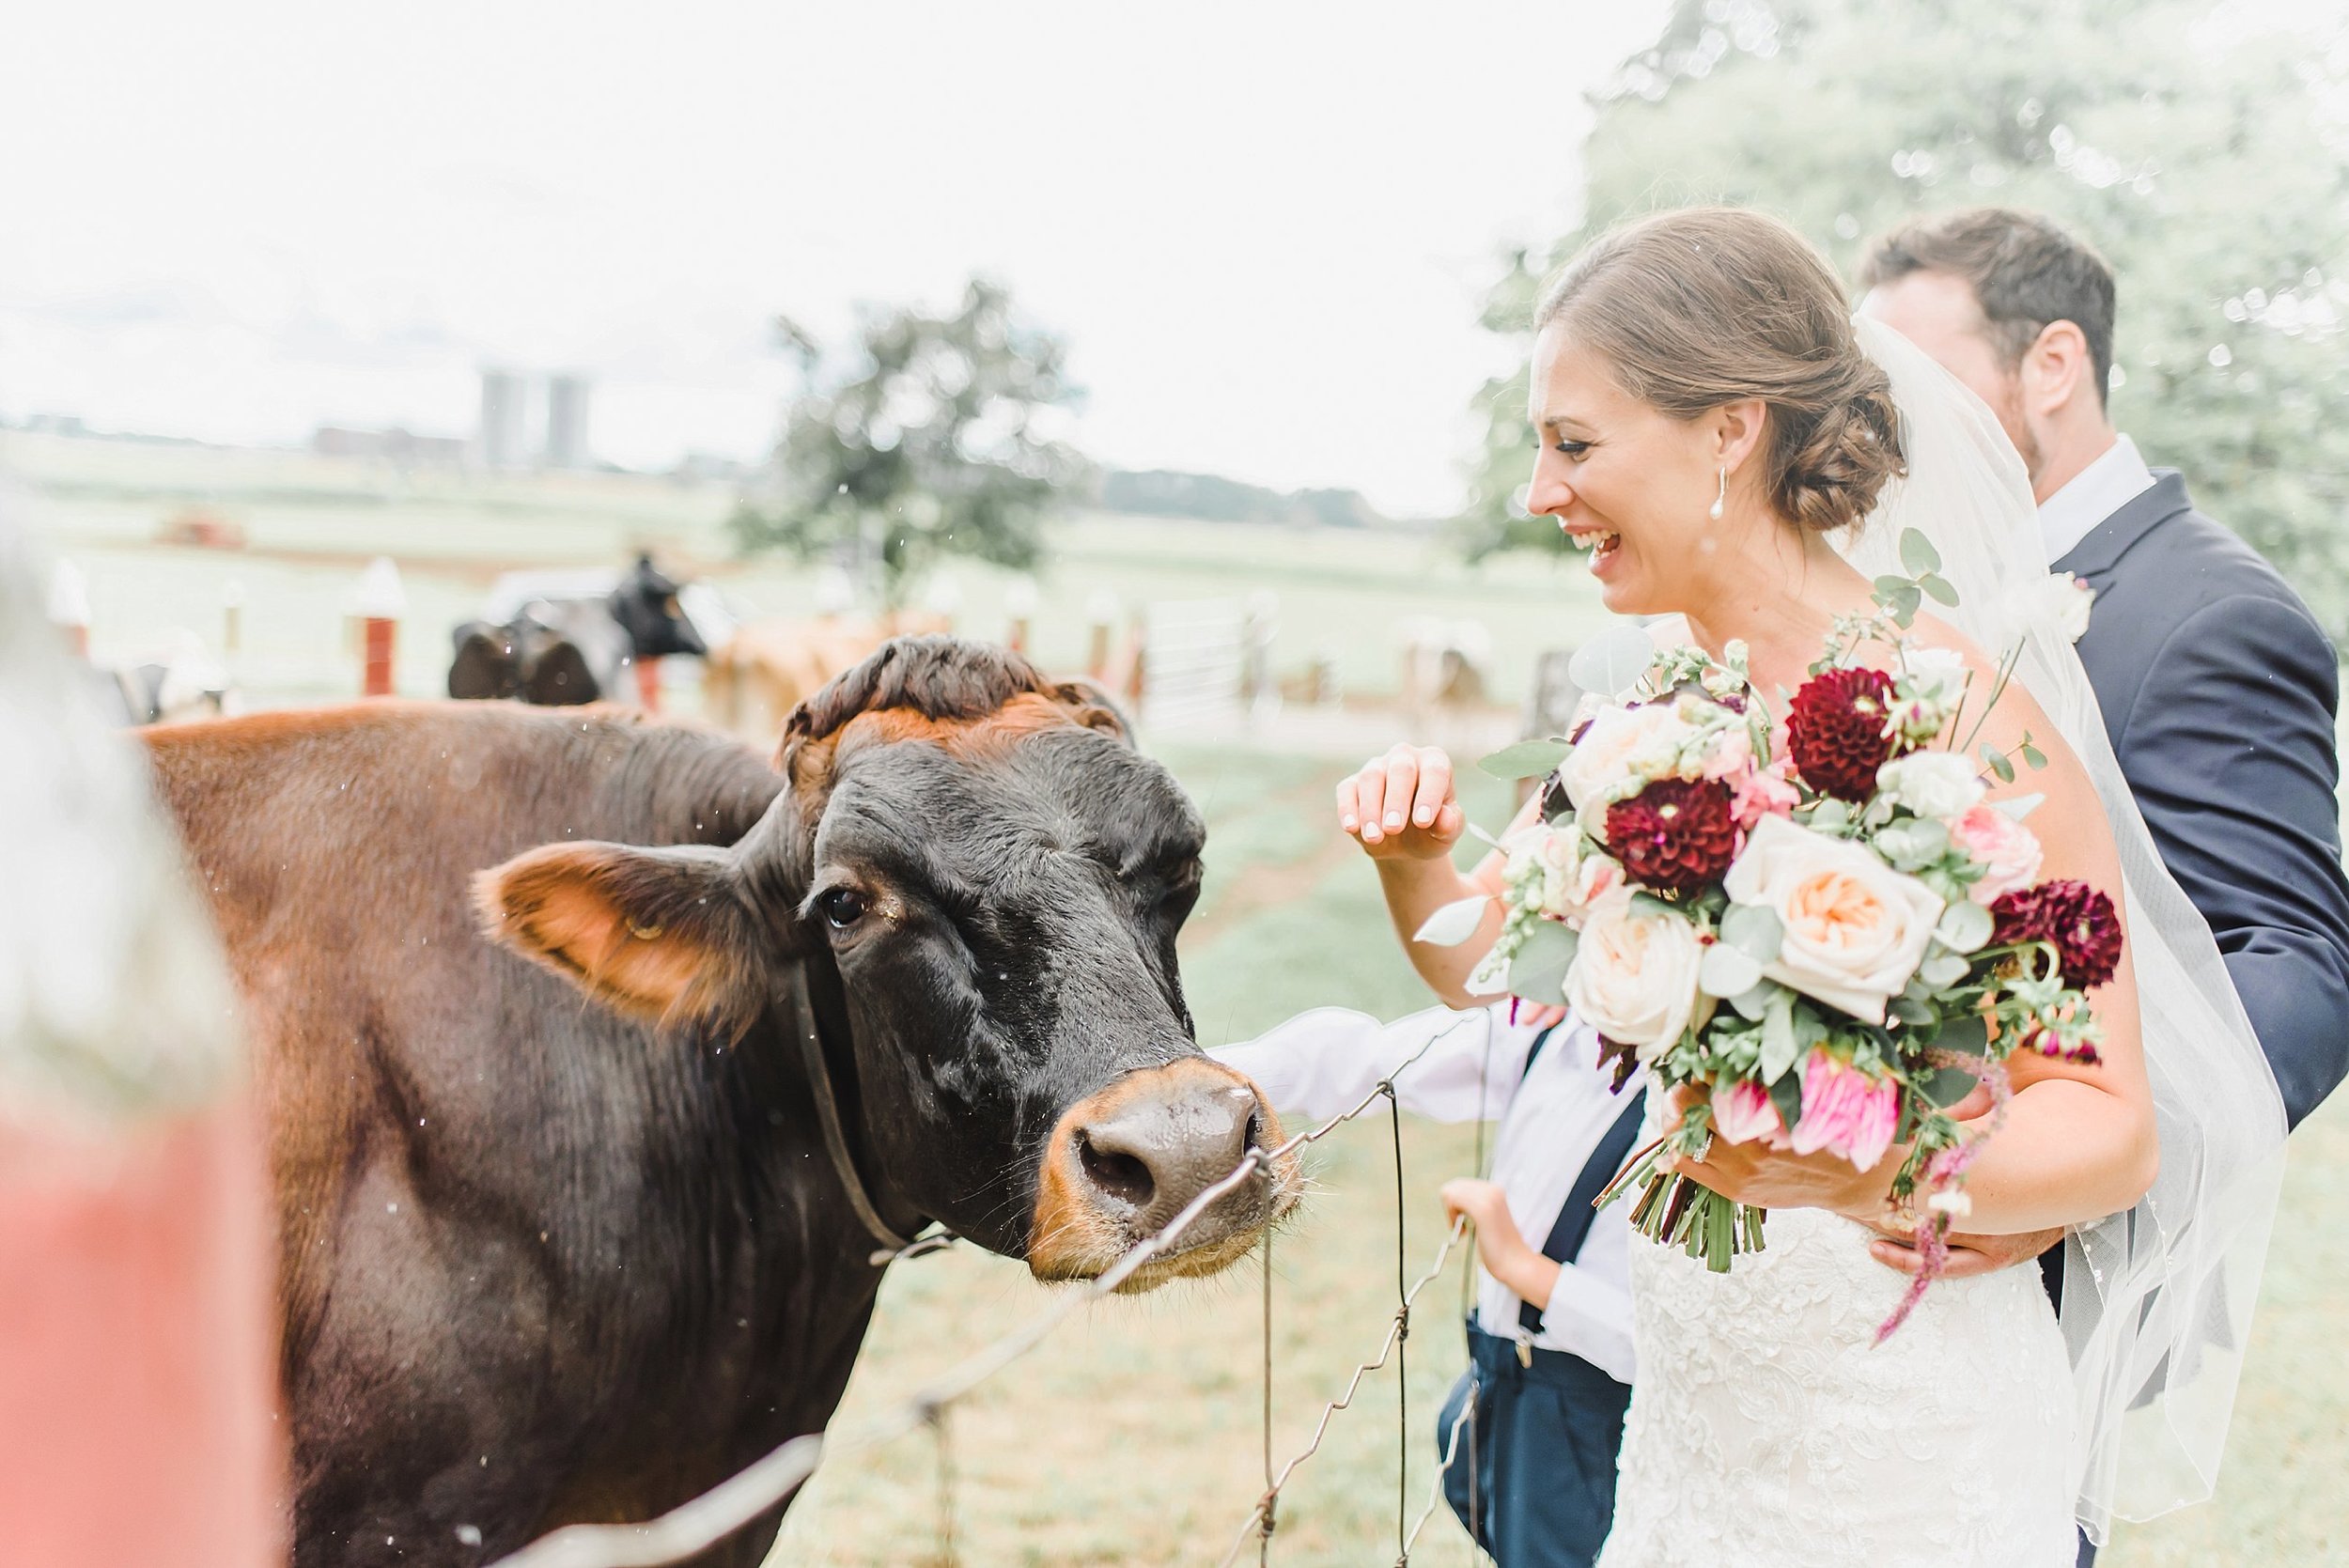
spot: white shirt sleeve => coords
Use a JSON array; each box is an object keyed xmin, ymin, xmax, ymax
[{"xmin": 1209, "ymin": 1002, "xmax": 1536, "ymax": 1125}]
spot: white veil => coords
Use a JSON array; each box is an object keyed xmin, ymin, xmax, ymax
[{"xmin": 1844, "ymin": 316, "xmax": 2288, "ymax": 1543}]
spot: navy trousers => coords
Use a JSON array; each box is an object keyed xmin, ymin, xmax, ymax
[{"xmin": 1438, "ymin": 1324, "xmax": 1631, "ymax": 1567}]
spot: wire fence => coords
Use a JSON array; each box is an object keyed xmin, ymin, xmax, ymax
[{"xmin": 491, "ymin": 1015, "xmax": 1495, "ymax": 1568}]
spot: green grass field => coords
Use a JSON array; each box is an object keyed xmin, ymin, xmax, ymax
[{"xmin": 10, "ymin": 433, "xmax": 2341, "ymax": 1565}]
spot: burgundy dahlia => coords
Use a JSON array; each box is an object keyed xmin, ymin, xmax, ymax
[
  {"xmin": 1990, "ymin": 879, "xmax": 2124, "ymax": 989},
  {"xmin": 1606, "ymin": 777, "xmax": 1739, "ymax": 893},
  {"xmin": 1786, "ymin": 666, "xmax": 1898, "ymax": 800}
]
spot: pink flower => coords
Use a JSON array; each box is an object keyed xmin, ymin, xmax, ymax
[
  {"xmin": 1729, "ymin": 758, "xmax": 1799, "ymax": 830},
  {"xmin": 1699, "ymin": 725, "xmax": 1755, "ymax": 783},
  {"xmin": 1712, "ymin": 1079, "xmax": 1790, "ymax": 1148},
  {"xmin": 1788, "ymin": 1049, "xmax": 1900, "ymax": 1172},
  {"xmin": 1948, "ymin": 803, "xmax": 2045, "ymax": 907}
]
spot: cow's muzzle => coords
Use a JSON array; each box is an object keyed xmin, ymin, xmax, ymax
[{"xmin": 1028, "ymin": 1056, "xmax": 1300, "ymax": 1290}]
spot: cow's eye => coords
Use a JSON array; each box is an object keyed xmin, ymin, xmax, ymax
[{"xmin": 818, "ymin": 888, "xmax": 869, "ymax": 929}]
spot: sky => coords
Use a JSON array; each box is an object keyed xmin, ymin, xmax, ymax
[{"xmin": 0, "ymin": 2, "xmax": 1670, "ymax": 517}]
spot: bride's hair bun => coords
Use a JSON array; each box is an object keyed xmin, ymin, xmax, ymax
[{"xmin": 1536, "ymin": 207, "xmax": 1906, "ymax": 534}]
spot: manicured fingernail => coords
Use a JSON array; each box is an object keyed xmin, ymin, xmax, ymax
[
  {"xmin": 1362, "ymin": 826, "xmax": 1382, "ymax": 842},
  {"xmin": 1414, "ymin": 808, "xmax": 1434, "ymax": 826},
  {"xmin": 1384, "ymin": 813, "xmax": 1404, "ymax": 831},
  {"xmin": 1341, "ymin": 815, "xmax": 1356, "ymax": 830}
]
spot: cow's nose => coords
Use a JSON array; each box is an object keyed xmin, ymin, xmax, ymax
[
  {"xmin": 1029, "ymin": 1056, "xmax": 1301, "ymax": 1289},
  {"xmin": 1074, "ymin": 1080, "xmax": 1260, "ymax": 1234}
]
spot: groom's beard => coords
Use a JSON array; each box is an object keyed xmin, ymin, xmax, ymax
[{"xmin": 1993, "ymin": 380, "xmax": 2046, "ymax": 489}]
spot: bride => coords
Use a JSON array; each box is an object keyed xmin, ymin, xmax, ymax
[{"xmin": 1340, "ymin": 207, "xmax": 2284, "ymax": 1563}]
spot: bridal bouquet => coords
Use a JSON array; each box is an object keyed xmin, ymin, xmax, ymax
[{"xmin": 1418, "ymin": 532, "xmax": 2120, "ymax": 1332}]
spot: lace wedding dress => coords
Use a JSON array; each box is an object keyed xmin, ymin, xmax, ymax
[
  {"xmin": 1595, "ymin": 1190, "xmax": 2079, "ymax": 1565},
  {"xmin": 1588, "ymin": 317, "xmax": 2287, "ymax": 1563}
]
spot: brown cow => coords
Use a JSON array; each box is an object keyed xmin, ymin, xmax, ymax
[{"xmin": 145, "ymin": 638, "xmax": 1298, "ymax": 1566}]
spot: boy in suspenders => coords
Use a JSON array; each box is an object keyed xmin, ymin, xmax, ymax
[{"xmin": 1214, "ymin": 1002, "xmax": 1643, "ymax": 1567}]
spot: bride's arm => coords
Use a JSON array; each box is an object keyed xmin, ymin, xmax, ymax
[
  {"xmin": 1673, "ymin": 687, "xmax": 2160, "ymax": 1235},
  {"xmin": 1337, "ymin": 743, "xmax": 1543, "ymax": 1007},
  {"xmin": 1917, "ymin": 700, "xmax": 2158, "ymax": 1233}
]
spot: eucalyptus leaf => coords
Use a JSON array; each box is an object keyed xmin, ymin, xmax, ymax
[
  {"xmin": 1700, "ymin": 941, "xmax": 1765, "ymax": 999},
  {"xmin": 1991, "ymin": 792, "xmax": 2045, "ymax": 822},
  {"xmin": 1920, "ymin": 572, "xmax": 1960, "ymax": 607},
  {"xmin": 1510, "ymin": 919, "xmax": 1581, "ymax": 1002},
  {"xmin": 1809, "ymin": 799, "xmax": 1851, "ymax": 832},
  {"xmin": 1568, "ymin": 622, "xmax": 1663, "ymax": 701},
  {"xmin": 1413, "ymin": 894, "xmax": 1494, "ymax": 947},
  {"xmin": 1720, "ymin": 901, "xmax": 1784, "ymax": 963},
  {"xmin": 1478, "ymin": 737, "xmax": 1572, "ymax": 781},
  {"xmin": 1889, "ymin": 994, "xmax": 1937, "ymax": 1029},
  {"xmin": 2021, "ymin": 741, "xmax": 2047, "ymax": 769},
  {"xmin": 1937, "ymin": 1015, "xmax": 1990, "ymax": 1058},
  {"xmin": 1936, "ymin": 899, "xmax": 1995, "ymax": 954},
  {"xmin": 1921, "ymin": 1064, "xmax": 1980, "ymax": 1108},
  {"xmin": 1629, "ymin": 891, "xmax": 1678, "ymax": 920},
  {"xmin": 1766, "ymin": 1068, "xmax": 1804, "ymax": 1136},
  {"xmin": 1900, "ymin": 527, "xmax": 1943, "ymax": 576},
  {"xmin": 1919, "ymin": 948, "xmax": 1972, "ymax": 988},
  {"xmin": 1729, "ymin": 980, "xmax": 1781, "ymax": 1021},
  {"xmin": 1760, "ymin": 989, "xmax": 1801, "ymax": 1082},
  {"xmin": 1981, "ymin": 746, "xmax": 2015, "ymax": 784}
]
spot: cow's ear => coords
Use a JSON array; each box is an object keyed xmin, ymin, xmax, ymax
[{"xmin": 474, "ymin": 842, "xmax": 765, "ymax": 1031}]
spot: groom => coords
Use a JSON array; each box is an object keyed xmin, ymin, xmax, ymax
[
  {"xmin": 1855, "ymin": 208, "xmax": 2349, "ymax": 1141},
  {"xmin": 1850, "ymin": 210, "xmax": 2349, "ymax": 1563}
]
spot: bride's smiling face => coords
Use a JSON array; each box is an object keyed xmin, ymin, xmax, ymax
[{"xmin": 1525, "ymin": 324, "xmax": 1759, "ymax": 617}]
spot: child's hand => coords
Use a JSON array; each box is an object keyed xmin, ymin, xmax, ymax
[{"xmin": 1441, "ymin": 1177, "xmax": 1529, "ymax": 1275}]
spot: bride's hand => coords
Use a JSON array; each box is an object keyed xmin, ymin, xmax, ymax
[
  {"xmin": 1337, "ymin": 743, "xmax": 1466, "ymax": 861},
  {"xmin": 1662, "ymin": 1083, "xmax": 1898, "ymax": 1222},
  {"xmin": 1869, "ymin": 1226, "xmax": 2063, "ymax": 1280}
]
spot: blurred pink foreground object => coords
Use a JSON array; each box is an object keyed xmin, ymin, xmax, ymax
[
  {"xmin": 4, "ymin": 508, "xmax": 287, "ymax": 1564},
  {"xmin": 0, "ymin": 1103, "xmax": 285, "ymax": 1565}
]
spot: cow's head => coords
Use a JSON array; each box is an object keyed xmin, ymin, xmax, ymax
[
  {"xmin": 475, "ymin": 637, "xmax": 1299, "ymax": 1289},
  {"xmin": 609, "ymin": 556, "xmax": 708, "ymax": 660}
]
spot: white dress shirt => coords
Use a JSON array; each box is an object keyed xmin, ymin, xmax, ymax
[
  {"xmin": 2037, "ymin": 432, "xmax": 2156, "ymax": 567},
  {"xmin": 1212, "ymin": 1003, "xmax": 1639, "ymax": 1384}
]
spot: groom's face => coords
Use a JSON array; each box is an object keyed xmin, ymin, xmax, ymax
[{"xmin": 1859, "ymin": 272, "xmax": 2046, "ymax": 482}]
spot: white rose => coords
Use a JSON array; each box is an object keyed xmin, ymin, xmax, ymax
[
  {"xmin": 1900, "ymin": 645, "xmax": 1970, "ymax": 706},
  {"xmin": 1563, "ymin": 704, "xmax": 1699, "ymax": 811},
  {"xmin": 1875, "ymin": 751, "xmax": 1985, "ymax": 820},
  {"xmin": 2003, "ymin": 572, "xmax": 2095, "ymax": 644},
  {"xmin": 2056, "ymin": 574, "xmax": 2096, "ymax": 643},
  {"xmin": 1564, "ymin": 887, "xmax": 1712, "ymax": 1056},
  {"xmin": 1722, "ymin": 815, "xmax": 1946, "ymax": 1024},
  {"xmin": 1534, "ymin": 825, "xmax": 1625, "ymax": 923}
]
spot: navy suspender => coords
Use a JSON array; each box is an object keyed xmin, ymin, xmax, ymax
[{"xmin": 1517, "ymin": 1083, "xmax": 1648, "ymax": 1338}]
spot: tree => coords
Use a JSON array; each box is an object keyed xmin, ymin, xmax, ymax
[
  {"xmin": 732, "ymin": 279, "xmax": 1089, "ymax": 608},
  {"xmin": 1460, "ymin": 0, "xmax": 2349, "ymax": 633}
]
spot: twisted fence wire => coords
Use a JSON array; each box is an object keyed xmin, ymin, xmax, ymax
[
  {"xmin": 490, "ymin": 1017, "xmax": 1485, "ymax": 1568},
  {"xmin": 1407, "ymin": 1381, "xmax": 1478, "ymax": 1555},
  {"xmin": 1214, "ymin": 1212, "xmax": 1470, "ymax": 1568}
]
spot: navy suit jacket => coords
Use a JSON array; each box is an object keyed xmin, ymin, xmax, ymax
[{"xmin": 2056, "ymin": 470, "xmax": 2349, "ymax": 1128}]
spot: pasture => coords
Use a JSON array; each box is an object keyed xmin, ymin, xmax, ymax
[{"xmin": 8, "ymin": 431, "xmax": 2342, "ymax": 1565}]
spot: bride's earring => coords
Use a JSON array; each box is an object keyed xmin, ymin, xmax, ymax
[{"xmin": 1708, "ymin": 465, "xmax": 1727, "ymax": 522}]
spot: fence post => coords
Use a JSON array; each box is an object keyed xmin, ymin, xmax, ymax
[
  {"xmin": 1004, "ymin": 578, "xmax": 1038, "ymax": 657},
  {"xmin": 47, "ymin": 560, "xmax": 90, "ymax": 660},
  {"xmin": 1084, "ymin": 591, "xmax": 1120, "ymax": 680},
  {"xmin": 355, "ymin": 557, "xmax": 405, "ymax": 698}
]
